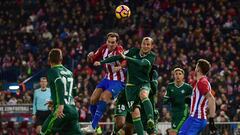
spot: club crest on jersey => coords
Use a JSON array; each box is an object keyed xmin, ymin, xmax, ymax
[{"xmin": 181, "ymin": 90, "xmax": 185, "ymax": 93}]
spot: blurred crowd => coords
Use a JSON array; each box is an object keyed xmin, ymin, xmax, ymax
[{"xmin": 0, "ymin": 1, "xmax": 240, "ymax": 132}]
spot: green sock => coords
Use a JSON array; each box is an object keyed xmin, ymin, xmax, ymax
[
  {"xmin": 142, "ymin": 98, "xmax": 154, "ymax": 120},
  {"xmin": 133, "ymin": 117, "xmax": 144, "ymax": 135}
]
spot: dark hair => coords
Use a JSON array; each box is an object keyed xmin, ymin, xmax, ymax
[
  {"xmin": 107, "ymin": 32, "xmax": 119, "ymax": 42},
  {"xmin": 48, "ymin": 48, "xmax": 63, "ymax": 64},
  {"xmin": 197, "ymin": 59, "xmax": 211, "ymax": 75}
]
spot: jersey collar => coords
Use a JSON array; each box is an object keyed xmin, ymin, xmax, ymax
[
  {"xmin": 174, "ymin": 82, "xmax": 184, "ymax": 88},
  {"xmin": 139, "ymin": 50, "xmax": 150, "ymax": 58},
  {"xmin": 52, "ymin": 64, "xmax": 62, "ymax": 68}
]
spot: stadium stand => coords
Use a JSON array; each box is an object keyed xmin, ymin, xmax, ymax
[{"xmin": 0, "ymin": 0, "xmax": 239, "ymax": 134}]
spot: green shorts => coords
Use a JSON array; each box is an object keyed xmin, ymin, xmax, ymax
[
  {"xmin": 125, "ymin": 83, "xmax": 151, "ymax": 112},
  {"xmin": 171, "ymin": 106, "xmax": 189, "ymax": 132},
  {"xmin": 114, "ymin": 91, "xmax": 128, "ymax": 117},
  {"xmin": 114, "ymin": 91, "xmax": 133, "ymax": 124},
  {"xmin": 41, "ymin": 105, "xmax": 82, "ymax": 135}
]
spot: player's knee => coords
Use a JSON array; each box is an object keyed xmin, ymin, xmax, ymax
[
  {"xmin": 116, "ymin": 121, "xmax": 125, "ymax": 129},
  {"xmin": 131, "ymin": 108, "xmax": 140, "ymax": 118},
  {"xmin": 99, "ymin": 91, "xmax": 112, "ymax": 102},
  {"xmin": 139, "ymin": 90, "xmax": 148, "ymax": 100},
  {"xmin": 90, "ymin": 96, "xmax": 97, "ymax": 104}
]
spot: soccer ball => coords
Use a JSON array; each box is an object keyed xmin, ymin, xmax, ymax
[{"xmin": 115, "ymin": 5, "xmax": 131, "ymax": 19}]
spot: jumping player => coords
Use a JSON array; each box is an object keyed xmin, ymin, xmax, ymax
[{"xmin": 82, "ymin": 32, "xmax": 126, "ymax": 133}]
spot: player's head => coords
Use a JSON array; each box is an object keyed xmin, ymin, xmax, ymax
[
  {"xmin": 140, "ymin": 37, "xmax": 153, "ymax": 54},
  {"xmin": 39, "ymin": 77, "xmax": 48, "ymax": 89},
  {"xmin": 195, "ymin": 59, "xmax": 211, "ymax": 75},
  {"xmin": 173, "ymin": 68, "xmax": 185, "ymax": 83},
  {"xmin": 106, "ymin": 32, "xmax": 119, "ymax": 51},
  {"xmin": 48, "ymin": 48, "xmax": 63, "ymax": 66}
]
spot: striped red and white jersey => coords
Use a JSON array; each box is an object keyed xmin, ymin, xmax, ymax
[
  {"xmin": 190, "ymin": 76, "xmax": 211, "ymax": 119},
  {"xmin": 91, "ymin": 44, "xmax": 126, "ymax": 82}
]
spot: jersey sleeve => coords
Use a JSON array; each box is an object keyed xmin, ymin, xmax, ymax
[
  {"xmin": 54, "ymin": 77, "xmax": 65, "ymax": 105},
  {"xmin": 92, "ymin": 45, "xmax": 105, "ymax": 62},
  {"xmin": 163, "ymin": 84, "xmax": 171, "ymax": 103},
  {"xmin": 48, "ymin": 70, "xmax": 65, "ymax": 105},
  {"xmin": 197, "ymin": 79, "xmax": 210, "ymax": 95},
  {"xmin": 150, "ymin": 70, "xmax": 158, "ymax": 95},
  {"xmin": 116, "ymin": 46, "xmax": 127, "ymax": 66},
  {"xmin": 124, "ymin": 48, "xmax": 137, "ymax": 57},
  {"xmin": 116, "ymin": 45, "xmax": 124, "ymax": 54}
]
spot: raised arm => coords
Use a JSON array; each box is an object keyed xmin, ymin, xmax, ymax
[
  {"xmin": 100, "ymin": 55, "xmax": 123, "ymax": 64},
  {"xmin": 125, "ymin": 56, "xmax": 151, "ymax": 66}
]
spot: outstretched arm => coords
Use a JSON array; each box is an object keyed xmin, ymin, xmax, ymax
[
  {"xmin": 100, "ymin": 55, "xmax": 123, "ymax": 64},
  {"xmin": 125, "ymin": 56, "xmax": 151, "ymax": 66}
]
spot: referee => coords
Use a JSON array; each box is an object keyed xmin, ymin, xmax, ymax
[{"xmin": 32, "ymin": 77, "xmax": 51, "ymax": 134}]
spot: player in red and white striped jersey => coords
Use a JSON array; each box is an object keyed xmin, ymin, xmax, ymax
[
  {"xmin": 190, "ymin": 76, "xmax": 211, "ymax": 120},
  {"xmin": 179, "ymin": 59, "xmax": 217, "ymax": 135},
  {"xmin": 89, "ymin": 42, "xmax": 125, "ymax": 82},
  {"xmin": 82, "ymin": 32, "xmax": 126, "ymax": 133}
]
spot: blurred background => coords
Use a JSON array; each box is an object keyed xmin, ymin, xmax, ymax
[{"xmin": 0, "ymin": 0, "xmax": 239, "ymax": 134}]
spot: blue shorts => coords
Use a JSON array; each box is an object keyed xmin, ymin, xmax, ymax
[
  {"xmin": 178, "ymin": 116, "xmax": 207, "ymax": 135},
  {"xmin": 96, "ymin": 78, "xmax": 125, "ymax": 99}
]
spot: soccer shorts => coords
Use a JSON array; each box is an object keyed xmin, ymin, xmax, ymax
[
  {"xmin": 96, "ymin": 78, "xmax": 125, "ymax": 99},
  {"xmin": 114, "ymin": 90, "xmax": 133, "ymax": 124},
  {"xmin": 41, "ymin": 105, "xmax": 82, "ymax": 135},
  {"xmin": 125, "ymin": 83, "xmax": 151, "ymax": 112},
  {"xmin": 35, "ymin": 110, "xmax": 51, "ymax": 126},
  {"xmin": 178, "ymin": 116, "xmax": 207, "ymax": 135}
]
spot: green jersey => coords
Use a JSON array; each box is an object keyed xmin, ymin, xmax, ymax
[
  {"xmin": 101, "ymin": 48, "xmax": 156, "ymax": 85},
  {"xmin": 164, "ymin": 82, "xmax": 192, "ymax": 112},
  {"xmin": 47, "ymin": 65, "xmax": 75, "ymax": 108},
  {"xmin": 149, "ymin": 67, "xmax": 158, "ymax": 97}
]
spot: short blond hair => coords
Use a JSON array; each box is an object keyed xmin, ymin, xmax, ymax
[{"xmin": 173, "ymin": 67, "xmax": 185, "ymax": 74}]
